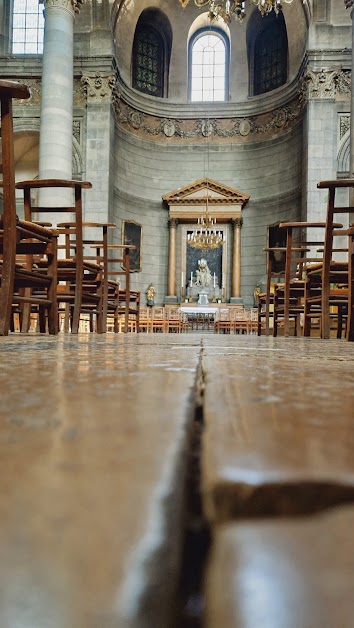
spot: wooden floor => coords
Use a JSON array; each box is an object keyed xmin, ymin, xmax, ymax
[{"xmin": 0, "ymin": 333, "xmax": 353, "ymax": 628}]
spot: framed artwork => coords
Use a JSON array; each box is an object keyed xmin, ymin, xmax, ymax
[
  {"xmin": 268, "ymin": 223, "xmax": 286, "ymax": 273},
  {"xmin": 122, "ymin": 220, "xmax": 142, "ymax": 272}
]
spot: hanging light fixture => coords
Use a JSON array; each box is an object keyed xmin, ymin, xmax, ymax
[
  {"xmin": 179, "ymin": 0, "xmax": 293, "ymax": 24},
  {"xmin": 188, "ymin": 181, "xmax": 223, "ymax": 249}
]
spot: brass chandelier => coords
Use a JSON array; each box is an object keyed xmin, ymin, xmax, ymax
[
  {"xmin": 179, "ymin": 0, "xmax": 293, "ymax": 24},
  {"xmin": 188, "ymin": 185, "xmax": 223, "ymax": 250}
]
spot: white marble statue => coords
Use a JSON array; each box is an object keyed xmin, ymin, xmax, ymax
[{"xmin": 195, "ymin": 258, "xmax": 212, "ymax": 288}]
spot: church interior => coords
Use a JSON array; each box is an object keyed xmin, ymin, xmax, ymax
[{"xmin": 1, "ymin": 0, "xmax": 354, "ymax": 626}]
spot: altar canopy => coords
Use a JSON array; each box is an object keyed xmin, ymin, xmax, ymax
[{"xmin": 162, "ymin": 178, "xmax": 250, "ymax": 303}]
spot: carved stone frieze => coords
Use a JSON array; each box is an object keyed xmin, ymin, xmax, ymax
[
  {"xmin": 73, "ymin": 119, "xmax": 81, "ymax": 144},
  {"xmin": 15, "ymin": 78, "xmax": 41, "ymax": 106},
  {"xmin": 339, "ymin": 114, "xmax": 350, "ymax": 140},
  {"xmin": 81, "ymin": 74, "xmax": 115, "ymax": 104},
  {"xmin": 112, "ymin": 84, "xmax": 307, "ymax": 144},
  {"xmin": 336, "ymin": 70, "xmax": 351, "ymax": 96},
  {"xmin": 306, "ymin": 69, "xmax": 351, "ymax": 100}
]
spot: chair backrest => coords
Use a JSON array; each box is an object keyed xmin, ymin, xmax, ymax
[{"xmin": 0, "ymin": 80, "xmax": 31, "ymax": 334}]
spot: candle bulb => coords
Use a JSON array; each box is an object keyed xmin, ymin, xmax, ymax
[
  {"xmin": 181, "ymin": 272, "xmax": 184, "ymax": 288},
  {"xmin": 213, "ymin": 272, "xmax": 216, "ymax": 288},
  {"xmin": 190, "ymin": 271, "xmax": 193, "ymax": 287}
]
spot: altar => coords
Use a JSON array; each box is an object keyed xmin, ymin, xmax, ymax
[{"xmin": 179, "ymin": 306, "xmax": 219, "ymax": 331}]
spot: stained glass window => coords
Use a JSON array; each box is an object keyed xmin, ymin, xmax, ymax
[
  {"xmin": 191, "ymin": 33, "xmax": 226, "ymax": 102},
  {"xmin": 254, "ymin": 22, "xmax": 287, "ymax": 95},
  {"xmin": 132, "ymin": 26, "xmax": 164, "ymax": 97},
  {"xmin": 12, "ymin": 0, "xmax": 44, "ymax": 54}
]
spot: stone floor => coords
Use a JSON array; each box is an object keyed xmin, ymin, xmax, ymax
[{"xmin": 0, "ymin": 333, "xmax": 353, "ymax": 628}]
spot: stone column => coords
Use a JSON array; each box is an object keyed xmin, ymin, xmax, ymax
[
  {"xmin": 231, "ymin": 217, "xmax": 243, "ymax": 303},
  {"xmin": 38, "ymin": 0, "xmax": 84, "ymax": 207},
  {"xmin": 166, "ymin": 218, "xmax": 178, "ymax": 303},
  {"xmin": 81, "ymin": 73, "xmax": 115, "ymax": 235}
]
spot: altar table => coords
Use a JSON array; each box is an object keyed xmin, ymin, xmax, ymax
[{"xmin": 179, "ymin": 307, "xmax": 219, "ymax": 330}]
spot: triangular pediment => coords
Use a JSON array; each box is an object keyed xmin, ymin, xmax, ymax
[{"xmin": 162, "ymin": 178, "xmax": 250, "ymax": 208}]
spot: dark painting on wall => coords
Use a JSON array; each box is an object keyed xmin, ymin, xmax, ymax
[
  {"xmin": 268, "ymin": 223, "xmax": 286, "ymax": 273},
  {"xmin": 122, "ymin": 220, "xmax": 142, "ymax": 272}
]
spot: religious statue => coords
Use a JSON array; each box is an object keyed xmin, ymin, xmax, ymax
[
  {"xmin": 146, "ymin": 283, "xmax": 155, "ymax": 306},
  {"xmin": 195, "ymin": 258, "xmax": 212, "ymax": 288}
]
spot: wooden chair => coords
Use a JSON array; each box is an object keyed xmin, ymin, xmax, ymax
[
  {"xmin": 303, "ymin": 180, "xmax": 354, "ymax": 339},
  {"xmin": 274, "ymin": 222, "xmax": 342, "ymax": 338},
  {"xmin": 0, "ymin": 80, "xmax": 59, "ymax": 336},
  {"xmin": 151, "ymin": 306, "xmax": 166, "ymax": 333},
  {"xmin": 232, "ymin": 306, "xmax": 249, "ymax": 334},
  {"xmin": 101, "ymin": 244, "xmax": 140, "ymax": 333},
  {"xmin": 214, "ymin": 308, "xmax": 231, "ymax": 334},
  {"xmin": 165, "ymin": 307, "xmax": 181, "ymax": 333},
  {"xmin": 138, "ymin": 306, "xmax": 152, "ymax": 333},
  {"xmin": 15, "ymin": 179, "xmax": 98, "ymax": 334}
]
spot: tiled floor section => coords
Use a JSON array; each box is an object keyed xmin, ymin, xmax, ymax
[{"xmin": 0, "ymin": 333, "xmax": 353, "ymax": 627}]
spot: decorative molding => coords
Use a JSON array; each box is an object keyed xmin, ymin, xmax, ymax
[
  {"xmin": 15, "ymin": 78, "xmax": 41, "ymax": 107},
  {"xmin": 163, "ymin": 178, "xmax": 250, "ymax": 209},
  {"xmin": 232, "ymin": 217, "xmax": 243, "ymax": 229},
  {"xmin": 168, "ymin": 218, "xmax": 179, "ymax": 229},
  {"xmin": 339, "ymin": 114, "xmax": 350, "ymax": 141},
  {"xmin": 306, "ymin": 69, "xmax": 351, "ymax": 100},
  {"xmin": 112, "ymin": 85, "xmax": 307, "ymax": 144},
  {"xmin": 73, "ymin": 119, "xmax": 81, "ymax": 145},
  {"xmin": 81, "ymin": 74, "xmax": 115, "ymax": 104}
]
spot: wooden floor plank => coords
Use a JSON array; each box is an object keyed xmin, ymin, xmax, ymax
[
  {"xmin": 205, "ymin": 506, "xmax": 354, "ymax": 628},
  {"xmin": 0, "ymin": 334, "xmax": 200, "ymax": 628},
  {"xmin": 201, "ymin": 336, "xmax": 354, "ymax": 522}
]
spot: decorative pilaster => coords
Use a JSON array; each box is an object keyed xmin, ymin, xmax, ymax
[
  {"xmin": 38, "ymin": 0, "xmax": 85, "ymax": 207},
  {"xmin": 231, "ymin": 217, "xmax": 243, "ymax": 302},
  {"xmin": 166, "ymin": 218, "xmax": 178, "ymax": 300}
]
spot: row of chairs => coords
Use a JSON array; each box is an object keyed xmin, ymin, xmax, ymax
[
  {"xmin": 258, "ymin": 182, "xmax": 354, "ymax": 341},
  {"xmin": 118, "ymin": 306, "xmax": 259, "ymax": 335},
  {"xmin": 0, "ymin": 79, "xmax": 139, "ymax": 335},
  {"xmin": 214, "ymin": 307, "xmax": 258, "ymax": 334}
]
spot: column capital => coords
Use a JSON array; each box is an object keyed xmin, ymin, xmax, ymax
[
  {"xmin": 232, "ymin": 217, "xmax": 243, "ymax": 229},
  {"xmin": 42, "ymin": 0, "xmax": 85, "ymax": 16},
  {"xmin": 168, "ymin": 218, "xmax": 179, "ymax": 229}
]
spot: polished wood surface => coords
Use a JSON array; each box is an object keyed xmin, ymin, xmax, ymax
[{"xmin": 0, "ymin": 334, "xmax": 353, "ymax": 626}]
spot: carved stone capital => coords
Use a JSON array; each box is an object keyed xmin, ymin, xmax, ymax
[
  {"xmin": 42, "ymin": 0, "xmax": 85, "ymax": 15},
  {"xmin": 168, "ymin": 218, "xmax": 179, "ymax": 230},
  {"xmin": 81, "ymin": 74, "xmax": 115, "ymax": 104},
  {"xmin": 306, "ymin": 69, "xmax": 351, "ymax": 100},
  {"xmin": 232, "ymin": 217, "xmax": 243, "ymax": 229}
]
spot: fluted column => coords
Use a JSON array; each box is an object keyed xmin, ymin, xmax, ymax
[
  {"xmin": 231, "ymin": 217, "xmax": 243, "ymax": 300},
  {"xmin": 167, "ymin": 218, "xmax": 178, "ymax": 298},
  {"xmin": 39, "ymin": 0, "xmax": 84, "ymax": 206}
]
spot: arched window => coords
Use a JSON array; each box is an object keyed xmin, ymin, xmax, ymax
[
  {"xmin": 248, "ymin": 12, "xmax": 288, "ymax": 96},
  {"xmin": 190, "ymin": 30, "xmax": 228, "ymax": 102},
  {"xmin": 132, "ymin": 10, "xmax": 172, "ymax": 98},
  {"xmin": 12, "ymin": 0, "xmax": 44, "ymax": 54},
  {"xmin": 132, "ymin": 25, "xmax": 164, "ymax": 97}
]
